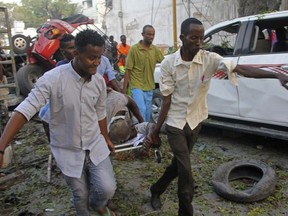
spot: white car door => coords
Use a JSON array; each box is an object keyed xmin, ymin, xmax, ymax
[
  {"xmin": 205, "ymin": 21, "xmax": 243, "ymax": 119},
  {"xmin": 237, "ymin": 53, "xmax": 288, "ymax": 127}
]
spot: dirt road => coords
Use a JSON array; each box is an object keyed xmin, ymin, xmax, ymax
[{"xmin": 0, "ymin": 120, "xmax": 288, "ymax": 216}]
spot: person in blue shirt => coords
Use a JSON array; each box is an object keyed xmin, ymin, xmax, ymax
[{"xmin": 97, "ymin": 55, "xmax": 122, "ymax": 92}]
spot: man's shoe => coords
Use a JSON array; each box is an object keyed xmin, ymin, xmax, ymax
[{"xmin": 150, "ymin": 188, "xmax": 162, "ymax": 210}]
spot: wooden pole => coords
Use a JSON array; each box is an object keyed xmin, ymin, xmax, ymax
[{"xmin": 172, "ymin": 0, "xmax": 177, "ymax": 51}]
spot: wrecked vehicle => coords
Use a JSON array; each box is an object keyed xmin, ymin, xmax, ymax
[{"xmin": 12, "ymin": 14, "xmax": 113, "ymax": 96}]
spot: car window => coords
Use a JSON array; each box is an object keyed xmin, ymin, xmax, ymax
[
  {"xmin": 249, "ymin": 17, "xmax": 288, "ymax": 54},
  {"xmin": 204, "ymin": 23, "xmax": 240, "ymax": 57}
]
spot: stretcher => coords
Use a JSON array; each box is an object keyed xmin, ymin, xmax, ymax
[{"xmin": 114, "ymin": 134, "xmax": 162, "ymax": 163}]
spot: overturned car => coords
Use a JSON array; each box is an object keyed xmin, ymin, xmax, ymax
[{"xmin": 12, "ymin": 14, "xmax": 114, "ymax": 97}]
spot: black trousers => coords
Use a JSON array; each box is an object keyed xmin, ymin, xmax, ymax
[{"xmin": 151, "ymin": 123, "xmax": 202, "ymax": 216}]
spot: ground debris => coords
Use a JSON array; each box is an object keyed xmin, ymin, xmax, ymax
[{"xmin": 1, "ymin": 122, "xmax": 288, "ymax": 215}]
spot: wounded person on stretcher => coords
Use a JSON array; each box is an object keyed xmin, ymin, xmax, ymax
[
  {"xmin": 108, "ymin": 117, "xmax": 161, "ymax": 156},
  {"xmin": 106, "ymin": 89, "xmax": 161, "ymax": 156}
]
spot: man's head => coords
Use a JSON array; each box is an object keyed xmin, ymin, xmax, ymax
[
  {"xmin": 73, "ymin": 29, "xmax": 105, "ymax": 80},
  {"xmin": 180, "ymin": 18, "xmax": 204, "ymax": 58},
  {"xmin": 120, "ymin": 35, "xmax": 126, "ymax": 45},
  {"xmin": 109, "ymin": 35, "xmax": 114, "ymax": 42},
  {"xmin": 108, "ymin": 116, "xmax": 136, "ymax": 143},
  {"xmin": 59, "ymin": 34, "xmax": 75, "ymax": 61},
  {"xmin": 142, "ymin": 25, "xmax": 155, "ymax": 46}
]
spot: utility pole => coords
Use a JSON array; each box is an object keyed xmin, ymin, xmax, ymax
[
  {"xmin": 172, "ymin": 0, "xmax": 177, "ymax": 51},
  {"xmin": 119, "ymin": 0, "xmax": 124, "ymax": 34},
  {"xmin": 188, "ymin": 0, "xmax": 191, "ymax": 17}
]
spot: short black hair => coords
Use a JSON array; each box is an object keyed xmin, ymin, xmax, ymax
[
  {"xmin": 75, "ymin": 29, "xmax": 105, "ymax": 52},
  {"xmin": 181, "ymin": 18, "xmax": 203, "ymax": 36},
  {"xmin": 120, "ymin": 34, "xmax": 126, "ymax": 40},
  {"xmin": 59, "ymin": 34, "xmax": 75, "ymax": 49},
  {"xmin": 142, "ymin": 25, "xmax": 154, "ymax": 33}
]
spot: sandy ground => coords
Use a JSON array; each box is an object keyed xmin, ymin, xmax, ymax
[{"xmin": 1, "ymin": 119, "xmax": 288, "ymax": 216}]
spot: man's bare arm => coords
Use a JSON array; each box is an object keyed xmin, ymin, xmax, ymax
[
  {"xmin": 126, "ymin": 96, "xmax": 144, "ymax": 123},
  {"xmin": 110, "ymin": 79, "xmax": 122, "ymax": 92},
  {"xmin": 234, "ymin": 65, "xmax": 288, "ymax": 89},
  {"xmin": 0, "ymin": 112, "xmax": 27, "ymax": 167}
]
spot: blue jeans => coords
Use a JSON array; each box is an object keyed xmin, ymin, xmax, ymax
[
  {"xmin": 131, "ymin": 88, "xmax": 153, "ymax": 122},
  {"xmin": 64, "ymin": 154, "xmax": 116, "ymax": 216}
]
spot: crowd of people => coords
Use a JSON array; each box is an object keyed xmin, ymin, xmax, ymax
[{"xmin": 0, "ymin": 17, "xmax": 288, "ymax": 216}]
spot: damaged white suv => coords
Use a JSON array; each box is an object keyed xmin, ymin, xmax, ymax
[{"xmin": 153, "ymin": 10, "xmax": 288, "ymax": 140}]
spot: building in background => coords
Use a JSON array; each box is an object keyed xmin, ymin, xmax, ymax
[
  {"xmin": 71, "ymin": 0, "xmax": 108, "ymax": 29},
  {"xmin": 70, "ymin": 0, "xmax": 288, "ymax": 50},
  {"xmin": 75, "ymin": 0, "xmax": 240, "ymax": 51}
]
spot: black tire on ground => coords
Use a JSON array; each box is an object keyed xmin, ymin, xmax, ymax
[
  {"xmin": 17, "ymin": 64, "xmax": 44, "ymax": 97},
  {"xmin": 12, "ymin": 34, "xmax": 31, "ymax": 54},
  {"xmin": 212, "ymin": 159, "xmax": 276, "ymax": 203}
]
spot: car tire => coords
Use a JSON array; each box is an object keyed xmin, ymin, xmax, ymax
[
  {"xmin": 17, "ymin": 64, "xmax": 44, "ymax": 97},
  {"xmin": 12, "ymin": 34, "xmax": 31, "ymax": 54},
  {"xmin": 212, "ymin": 159, "xmax": 276, "ymax": 203}
]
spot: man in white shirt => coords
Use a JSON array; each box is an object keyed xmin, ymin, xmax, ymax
[
  {"xmin": 147, "ymin": 18, "xmax": 288, "ymax": 216},
  {"xmin": 0, "ymin": 29, "xmax": 117, "ymax": 216}
]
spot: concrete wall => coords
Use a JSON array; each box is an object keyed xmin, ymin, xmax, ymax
[{"xmin": 102, "ymin": 0, "xmax": 239, "ymax": 47}]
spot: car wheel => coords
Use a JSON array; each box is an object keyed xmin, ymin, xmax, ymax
[
  {"xmin": 212, "ymin": 159, "xmax": 276, "ymax": 202},
  {"xmin": 12, "ymin": 34, "xmax": 31, "ymax": 54},
  {"xmin": 17, "ymin": 64, "xmax": 44, "ymax": 97}
]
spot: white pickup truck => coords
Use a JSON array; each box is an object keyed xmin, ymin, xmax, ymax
[{"xmin": 153, "ymin": 10, "xmax": 288, "ymax": 140}]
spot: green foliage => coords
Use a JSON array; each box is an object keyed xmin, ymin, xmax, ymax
[{"xmin": 1, "ymin": 0, "xmax": 81, "ymax": 28}]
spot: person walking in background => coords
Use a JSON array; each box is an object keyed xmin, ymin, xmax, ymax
[
  {"xmin": 123, "ymin": 25, "xmax": 164, "ymax": 122},
  {"xmin": 56, "ymin": 34, "xmax": 75, "ymax": 66},
  {"xmin": 0, "ymin": 29, "xmax": 117, "ymax": 216},
  {"xmin": 108, "ymin": 35, "xmax": 119, "ymax": 71},
  {"xmin": 117, "ymin": 35, "xmax": 130, "ymax": 75},
  {"xmin": 147, "ymin": 17, "xmax": 288, "ymax": 216}
]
